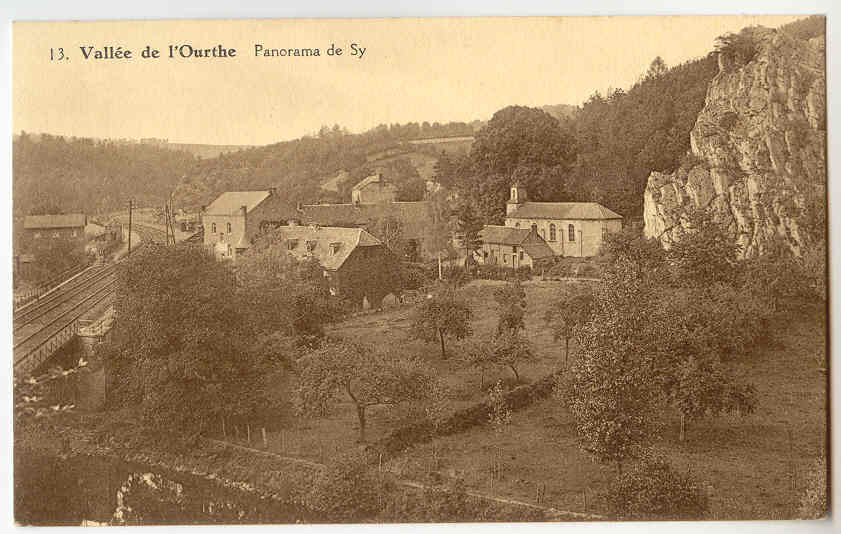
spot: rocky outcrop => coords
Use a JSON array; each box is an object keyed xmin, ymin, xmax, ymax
[{"xmin": 644, "ymin": 27, "xmax": 825, "ymax": 257}]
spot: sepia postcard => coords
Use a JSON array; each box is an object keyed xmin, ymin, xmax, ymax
[{"xmin": 10, "ymin": 15, "xmax": 829, "ymax": 526}]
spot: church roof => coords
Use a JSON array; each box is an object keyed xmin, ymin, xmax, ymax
[{"xmin": 506, "ymin": 202, "xmax": 622, "ymax": 221}]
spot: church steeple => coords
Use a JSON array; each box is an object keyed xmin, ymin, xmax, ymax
[{"xmin": 507, "ymin": 182, "xmax": 527, "ymax": 215}]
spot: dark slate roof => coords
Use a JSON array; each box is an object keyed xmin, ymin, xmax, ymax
[
  {"xmin": 298, "ymin": 201, "xmax": 430, "ymax": 240},
  {"xmin": 479, "ymin": 225, "xmax": 532, "ymax": 245},
  {"xmin": 24, "ymin": 214, "xmax": 87, "ymax": 229},
  {"xmin": 205, "ymin": 191, "xmax": 272, "ymax": 216},
  {"xmin": 480, "ymin": 225, "xmax": 554, "ymax": 260},
  {"xmin": 507, "ymin": 202, "xmax": 622, "ymax": 220},
  {"xmin": 521, "ymin": 242, "xmax": 554, "ymax": 260}
]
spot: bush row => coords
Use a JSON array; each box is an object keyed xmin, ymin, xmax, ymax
[{"xmin": 373, "ymin": 370, "xmax": 560, "ymax": 459}]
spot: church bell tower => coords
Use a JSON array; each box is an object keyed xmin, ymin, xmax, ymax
[{"xmin": 506, "ymin": 182, "xmax": 527, "ymax": 216}]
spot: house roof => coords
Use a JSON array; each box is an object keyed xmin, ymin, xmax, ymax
[
  {"xmin": 275, "ymin": 225, "xmax": 383, "ymax": 270},
  {"xmin": 24, "ymin": 214, "xmax": 87, "ymax": 229},
  {"xmin": 480, "ymin": 225, "xmax": 555, "ymax": 260},
  {"xmin": 205, "ymin": 190, "xmax": 272, "ymax": 216},
  {"xmin": 352, "ymin": 173, "xmax": 389, "ymax": 191},
  {"xmin": 297, "ymin": 201, "xmax": 431, "ymax": 240},
  {"xmin": 480, "ymin": 225, "xmax": 532, "ymax": 245},
  {"xmin": 506, "ymin": 202, "xmax": 622, "ymax": 220}
]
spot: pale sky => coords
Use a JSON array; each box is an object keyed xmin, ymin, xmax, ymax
[{"xmin": 13, "ymin": 15, "xmax": 807, "ymax": 146}]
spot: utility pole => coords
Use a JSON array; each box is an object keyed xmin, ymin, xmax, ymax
[{"xmin": 127, "ymin": 199, "xmax": 133, "ymax": 255}]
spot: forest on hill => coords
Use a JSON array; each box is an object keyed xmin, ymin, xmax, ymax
[{"xmin": 13, "ymin": 16, "xmax": 823, "ymax": 221}]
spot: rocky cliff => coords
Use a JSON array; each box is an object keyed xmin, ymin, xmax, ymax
[{"xmin": 643, "ymin": 26, "xmax": 825, "ymax": 257}]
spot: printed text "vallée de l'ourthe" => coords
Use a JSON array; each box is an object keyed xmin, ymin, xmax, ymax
[{"xmin": 64, "ymin": 44, "xmax": 367, "ymax": 61}]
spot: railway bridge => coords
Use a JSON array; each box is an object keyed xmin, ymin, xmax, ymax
[{"xmin": 13, "ymin": 224, "xmax": 168, "ymax": 377}]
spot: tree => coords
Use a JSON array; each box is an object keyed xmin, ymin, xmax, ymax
[
  {"xmin": 488, "ymin": 330, "xmax": 535, "ymax": 382},
  {"xmin": 605, "ymin": 453, "xmax": 709, "ymax": 520},
  {"xmin": 664, "ymin": 209, "xmax": 742, "ymax": 288},
  {"xmin": 296, "ymin": 341, "xmax": 438, "ymax": 442},
  {"xmin": 544, "ymin": 285, "xmax": 593, "ymax": 367},
  {"xmin": 421, "ymin": 190, "xmax": 454, "ymax": 279},
  {"xmin": 410, "ymin": 285, "xmax": 473, "ymax": 359},
  {"xmin": 645, "ymin": 56, "xmax": 668, "ymax": 80},
  {"xmin": 456, "ymin": 203, "xmax": 483, "ymax": 268},
  {"xmin": 457, "ymin": 105, "xmax": 576, "ymax": 222},
  {"xmin": 106, "ymin": 243, "xmax": 269, "ymax": 435},
  {"xmin": 493, "ymin": 280, "xmax": 526, "ymax": 335}
]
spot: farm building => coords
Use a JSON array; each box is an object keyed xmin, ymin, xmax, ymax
[
  {"xmin": 202, "ymin": 188, "xmax": 289, "ymax": 261},
  {"xmin": 477, "ymin": 225, "xmax": 554, "ymax": 269},
  {"xmin": 258, "ymin": 224, "xmax": 402, "ymax": 309},
  {"xmin": 504, "ymin": 184, "xmax": 623, "ymax": 257},
  {"xmin": 351, "ymin": 173, "xmax": 398, "ymax": 204},
  {"xmin": 23, "ymin": 213, "xmax": 87, "ymax": 243}
]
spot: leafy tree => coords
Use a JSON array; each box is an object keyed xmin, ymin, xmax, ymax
[
  {"xmin": 664, "ymin": 209, "xmax": 742, "ymax": 288},
  {"xmin": 456, "ymin": 203, "xmax": 483, "ymax": 268},
  {"xmin": 457, "ymin": 105, "xmax": 576, "ymax": 222},
  {"xmin": 605, "ymin": 453, "xmax": 709, "ymax": 520},
  {"xmin": 410, "ymin": 285, "xmax": 473, "ymax": 359},
  {"xmin": 544, "ymin": 285, "xmax": 593, "ymax": 367},
  {"xmin": 421, "ymin": 190, "xmax": 455, "ymax": 278},
  {"xmin": 493, "ymin": 280, "xmax": 526, "ymax": 335},
  {"xmin": 489, "ymin": 330, "xmax": 535, "ymax": 382},
  {"xmin": 106, "ymin": 243, "xmax": 268, "ymax": 435},
  {"xmin": 296, "ymin": 341, "xmax": 438, "ymax": 441},
  {"xmin": 236, "ymin": 232, "xmax": 339, "ymax": 343},
  {"xmin": 308, "ymin": 448, "xmax": 393, "ymax": 521}
]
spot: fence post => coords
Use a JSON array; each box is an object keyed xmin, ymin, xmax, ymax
[{"xmin": 262, "ymin": 427, "xmax": 267, "ymax": 449}]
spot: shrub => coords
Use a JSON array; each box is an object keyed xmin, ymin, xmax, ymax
[
  {"xmin": 605, "ymin": 454, "xmax": 709, "ymax": 520},
  {"xmin": 307, "ymin": 448, "xmax": 393, "ymax": 521},
  {"xmin": 715, "ymin": 28, "xmax": 760, "ymax": 67}
]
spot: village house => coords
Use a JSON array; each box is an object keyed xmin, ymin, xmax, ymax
[
  {"xmin": 272, "ymin": 224, "xmax": 401, "ymax": 309},
  {"xmin": 23, "ymin": 214, "xmax": 88, "ymax": 246},
  {"xmin": 477, "ymin": 225, "xmax": 554, "ymax": 269},
  {"xmin": 503, "ymin": 183, "xmax": 623, "ymax": 257},
  {"xmin": 351, "ymin": 173, "xmax": 398, "ymax": 204},
  {"xmin": 202, "ymin": 188, "xmax": 289, "ymax": 260}
]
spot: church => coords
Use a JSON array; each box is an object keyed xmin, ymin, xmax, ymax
[{"xmin": 503, "ymin": 183, "xmax": 623, "ymax": 257}]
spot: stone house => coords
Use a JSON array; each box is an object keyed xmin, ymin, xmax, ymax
[
  {"xmin": 24, "ymin": 213, "xmax": 88, "ymax": 243},
  {"xmin": 504, "ymin": 184, "xmax": 623, "ymax": 257},
  {"xmin": 272, "ymin": 224, "xmax": 401, "ymax": 308},
  {"xmin": 202, "ymin": 188, "xmax": 289, "ymax": 260},
  {"xmin": 351, "ymin": 173, "xmax": 398, "ymax": 204},
  {"xmin": 477, "ymin": 225, "xmax": 554, "ymax": 269}
]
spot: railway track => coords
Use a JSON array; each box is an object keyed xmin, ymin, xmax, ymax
[{"xmin": 13, "ymin": 221, "xmax": 170, "ymax": 375}]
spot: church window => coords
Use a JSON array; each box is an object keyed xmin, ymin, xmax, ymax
[
  {"xmin": 568, "ymin": 224, "xmax": 576, "ymax": 242},
  {"xmin": 549, "ymin": 224, "xmax": 556, "ymax": 241}
]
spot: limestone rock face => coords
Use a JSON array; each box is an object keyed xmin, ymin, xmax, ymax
[{"xmin": 643, "ymin": 27, "xmax": 825, "ymax": 257}]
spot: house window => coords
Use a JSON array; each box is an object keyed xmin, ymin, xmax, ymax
[
  {"xmin": 514, "ymin": 222, "xmax": 520, "ymax": 228},
  {"xmin": 549, "ymin": 224, "xmax": 556, "ymax": 242},
  {"xmin": 531, "ymin": 223, "xmax": 537, "ymax": 232},
  {"xmin": 568, "ymin": 224, "xmax": 576, "ymax": 242},
  {"xmin": 483, "ymin": 250, "xmax": 488, "ymax": 259},
  {"xmin": 287, "ymin": 239, "xmax": 299, "ymax": 250},
  {"xmin": 306, "ymin": 240, "xmax": 317, "ymax": 252},
  {"xmin": 602, "ymin": 227, "xmax": 609, "ymax": 240},
  {"xmin": 329, "ymin": 242, "xmax": 341, "ymax": 255},
  {"xmin": 211, "ymin": 223, "xmax": 217, "ymax": 233},
  {"xmin": 519, "ymin": 250, "xmax": 524, "ymax": 261},
  {"xmin": 227, "ymin": 222, "xmax": 232, "ymax": 233}
]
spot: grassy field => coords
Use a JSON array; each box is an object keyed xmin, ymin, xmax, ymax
[
  {"xmin": 382, "ymin": 300, "xmax": 828, "ymax": 519},
  {"xmin": 216, "ymin": 278, "xmax": 826, "ymax": 519}
]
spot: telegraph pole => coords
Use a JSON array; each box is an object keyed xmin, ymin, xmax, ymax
[{"xmin": 127, "ymin": 199, "xmax": 133, "ymax": 255}]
